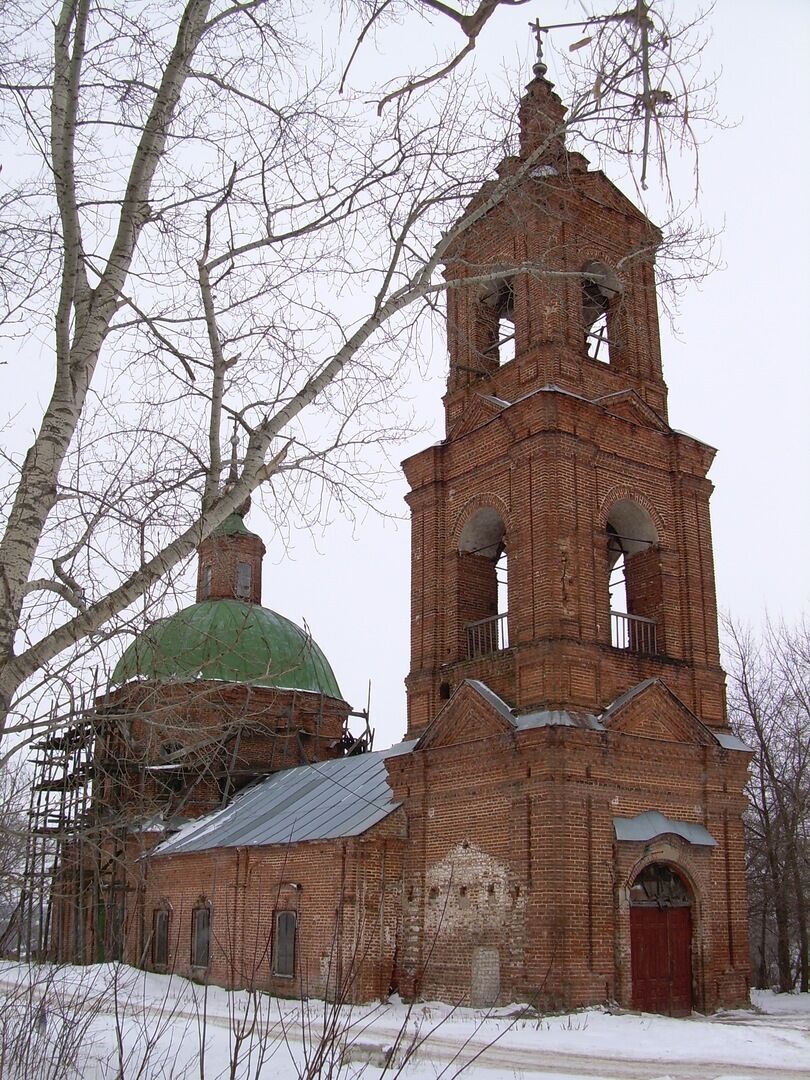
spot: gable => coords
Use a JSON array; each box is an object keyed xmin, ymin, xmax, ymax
[
  {"xmin": 602, "ymin": 679, "xmax": 714, "ymax": 746},
  {"xmin": 576, "ymin": 170, "xmax": 662, "ymax": 237},
  {"xmin": 416, "ymin": 680, "xmax": 515, "ymax": 751},
  {"xmin": 447, "ymin": 395, "xmax": 507, "ymax": 439},
  {"xmin": 596, "ymin": 390, "xmax": 669, "ymax": 432}
]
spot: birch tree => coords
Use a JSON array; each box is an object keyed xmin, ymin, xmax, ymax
[{"xmin": 0, "ymin": 0, "xmax": 714, "ymax": 749}]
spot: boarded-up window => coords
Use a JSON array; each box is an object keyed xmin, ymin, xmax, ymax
[
  {"xmin": 273, "ymin": 910, "xmax": 296, "ymax": 977},
  {"xmin": 152, "ymin": 908, "xmax": 169, "ymax": 967},
  {"xmin": 201, "ymin": 565, "xmax": 212, "ymax": 599},
  {"xmin": 191, "ymin": 905, "xmax": 210, "ymax": 968},
  {"xmin": 235, "ymin": 562, "xmax": 251, "ymax": 598}
]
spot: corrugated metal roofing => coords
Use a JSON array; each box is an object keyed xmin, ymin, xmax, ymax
[
  {"xmin": 613, "ymin": 811, "xmax": 716, "ymax": 847},
  {"xmin": 153, "ymin": 741, "xmax": 414, "ymax": 856}
]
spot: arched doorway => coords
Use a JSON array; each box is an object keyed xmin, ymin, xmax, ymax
[{"xmin": 629, "ymin": 863, "xmax": 693, "ymax": 1015}]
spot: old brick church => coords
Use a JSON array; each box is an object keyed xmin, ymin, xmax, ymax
[{"xmin": 50, "ymin": 59, "xmax": 751, "ymax": 1016}]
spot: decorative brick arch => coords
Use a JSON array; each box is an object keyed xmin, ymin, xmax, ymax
[
  {"xmin": 623, "ymin": 842, "xmax": 701, "ymax": 905},
  {"xmin": 450, "ymin": 494, "xmax": 511, "ymax": 552},
  {"xmin": 598, "ymin": 486, "xmax": 667, "ymax": 547}
]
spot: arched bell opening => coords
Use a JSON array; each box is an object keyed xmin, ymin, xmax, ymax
[
  {"xmin": 629, "ymin": 862, "xmax": 694, "ymax": 1016},
  {"xmin": 605, "ymin": 499, "xmax": 662, "ymax": 655},
  {"xmin": 475, "ymin": 277, "xmax": 516, "ymax": 371},
  {"xmin": 457, "ymin": 507, "xmax": 509, "ymax": 659},
  {"xmin": 581, "ymin": 260, "xmax": 623, "ymax": 364}
]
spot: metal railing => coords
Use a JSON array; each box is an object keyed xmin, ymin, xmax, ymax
[
  {"xmin": 465, "ymin": 612, "xmax": 509, "ymax": 659},
  {"xmin": 611, "ymin": 610, "xmax": 658, "ymax": 655}
]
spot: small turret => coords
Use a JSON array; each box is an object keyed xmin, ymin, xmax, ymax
[
  {"xmin": 196, "ymin": 430, "xmax": 265, "ymax": 604},
  {"xmin": 195, "ymin": 511, "xmax": 265, "ymax": 605}
]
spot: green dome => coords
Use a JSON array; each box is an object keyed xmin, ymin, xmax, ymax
[{"xmin": 112, "ymin": 600, "xmax": 342, "ymax": 698}]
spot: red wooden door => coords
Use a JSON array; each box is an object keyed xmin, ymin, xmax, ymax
[{"xmin": 630, "ymin": 905, "xmax": 692, "ymax": 1015}]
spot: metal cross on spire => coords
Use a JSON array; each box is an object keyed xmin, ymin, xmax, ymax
[{"xmin": 528, "ymin": 18, "xmax": 549, "ymax": 78}]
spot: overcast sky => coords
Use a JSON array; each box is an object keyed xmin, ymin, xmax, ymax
[{"xmin": 259, "ymin": 0, "xmax": 810, "ymax": 749}]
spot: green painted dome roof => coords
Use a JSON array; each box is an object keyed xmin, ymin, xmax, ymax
[{"xmin": 112, "ymin": 599, "xmax": 342, "ymax": 698}]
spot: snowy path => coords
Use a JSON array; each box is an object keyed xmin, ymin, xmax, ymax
[{"xmin": 0, "ymin": 964, "xmax": 807, "ymax": 1080}]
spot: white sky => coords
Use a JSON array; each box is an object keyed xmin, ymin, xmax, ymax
[
  {"xmin": 262, "ymin": 0, "xmax": 810, "ymax": 748},
  {"xmin": 2, "ymin": 2, "xmax": 808, "ymax": 751}
]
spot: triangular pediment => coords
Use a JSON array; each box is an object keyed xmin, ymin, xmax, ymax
[
  {"xmin": 577, "ymin": 171, "xmax": 662, "ymax": 237},
  {"xmin": 416, "ymin": 680, "xmax": 516, "ymax": 751},
  {"xmin": 596, "ymin": 390, "xmax": 669, "ymax": 432},
  {"xmin": 447, "ymin": 395, "xmax": 508, "ymax": 439},
  {"xmin": 601, "ymin": 679, "xmax": 714, "ymax": 746}
]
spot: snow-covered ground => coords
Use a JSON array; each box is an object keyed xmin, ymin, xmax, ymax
[{"xmin": 0, "ymin": 962, "xmax": 806, "ymax": 1080}]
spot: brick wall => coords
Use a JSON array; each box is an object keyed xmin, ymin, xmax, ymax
[
  {"xmin": 385, "ymin": 715, "xmax": 750, "ymax": 1012},
  {"xmin": 136, "ymin": 812, "xmax": 405, "ymax": 1003},
  {"xmin": 196, "ymin": 529, "xmax": 265, "ymax": 604}
]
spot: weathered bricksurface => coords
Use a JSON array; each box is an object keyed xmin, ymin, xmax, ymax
[{"xmin": 52, "ymin": 70, "xmax": 751, "ymax": 1017}]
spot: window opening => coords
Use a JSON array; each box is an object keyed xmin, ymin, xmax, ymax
[
  {"xmin": 458, "ymin": 508, "xmax": 509, "ymax": 658},
  {"xmin": 156, "ymin": 741, "xmax": 185, "ymax": 796},
  {"xmin": 581, "ymin": 261, "xmax": 622, "ymax": 364},
  {"xmin": 273, "ymin": 910, "xmax": 296, "ymax": 977},
  {"xmin": 201, "ymin": 564, "xmax": 212, "ymax": 599},
  {"xmin": 235, "ymin": 561, "xmax": 252, "ymax": 599},
  {"xmin": 630, "ymin": 864, "xmax": 691, "ymax": 908},
  {"xmin": 607, "ymin": 528, "xmax": 629, "ymax": 623},
  {"xmin": 153, "ymin": 908, "xmax": 169, "ymax": 967},
  {"xmin": 191, "ymin": 904, "xmax": 211, "ymax": 968},
  {"xmin": 479, "ymin": 278, "xmax": 516, "ymax": 367},
  {"xmin": 495, "ymin": 281, "xmax": 515, "ymax": 364},
  {"xmin": 605, "ymin": 501, "xmax": 660, "ymax": 655},
  {"xmin": 496, "ymin": 548, "xmax": 509, "ymax": 630}
]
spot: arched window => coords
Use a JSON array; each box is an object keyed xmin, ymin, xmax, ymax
[
  {"xmin": 605, "ymin": 500, "xmax": 662, "ymax": 654},
  {"xmin": 458, "ymin": 508, "xmax": 509, "ymax": 658},
  {"xmin": 581, "ymin": 261, "xmax": 622, "ymax": 364},
  {"xmin": 152, "ymin": 905, "xmax": 171, "ymax": 968},
  {"xmin": 200, "ymin": 564, "xmax": 212, "ymax": 599},
  {"xmin": 273, "ymin": 910, "xmax": 297, "ymax": 977},
  {"xmin": 630, "ymin": 864, "xmax": 691, "ymax": 908},
  {"xmin": 476, "ymin": 278, "xmax": 516, "ymax": 369},
  {"xmin": 191, "ymin": 901, "xmax": 211, "ymax": 969}
]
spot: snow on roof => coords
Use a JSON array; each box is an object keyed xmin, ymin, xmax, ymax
[{"xmin": 153, "ymin": 741, "xmax": 415, "ymax": 856}]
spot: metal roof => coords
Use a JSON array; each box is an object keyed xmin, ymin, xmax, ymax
[
  {"xmin": 153, "ymin": 741, "xmax": 414, "ymax": 856},
  {"xmin": 613, "ymin": 811, "xmax": 716, "ymax": 847},
  {"xmin": 112, "ymin": 599, "xmax": 343, "ymax": 698},
  {"xmin": 462, "ymin": 680, "xmax": 605, "ymax": 732},
  {"xmin": 714, "ymin": 731, "xmax": 751, "ymax": 752}
]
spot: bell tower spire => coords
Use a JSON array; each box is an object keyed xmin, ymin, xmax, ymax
[{"xmin": 519, "ymin": 20, "xmax": 567, "ymax": 163}]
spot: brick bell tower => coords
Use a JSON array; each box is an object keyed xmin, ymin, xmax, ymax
[{"xmin": 403, "ymin": 56, "xmax": 726, "ymax": 740}]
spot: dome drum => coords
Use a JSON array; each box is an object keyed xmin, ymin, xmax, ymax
[{"xmin": 97, "ymin": 679, "xmax": 350, "ymax": 819}]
